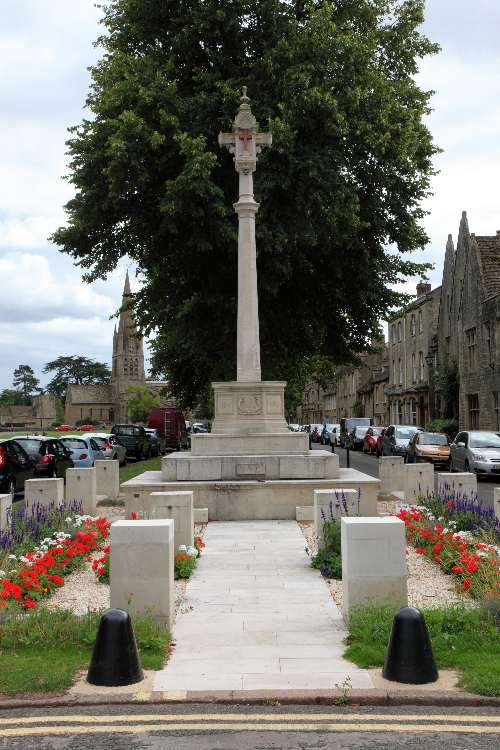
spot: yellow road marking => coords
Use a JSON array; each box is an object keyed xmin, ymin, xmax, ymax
[
  {"xmin": 0, "ymin": 722, "xmax": 499, "ymax": 737},
  {"xmin": 1, "ymin": 713, "xmax": 499, "ymax": 726}
]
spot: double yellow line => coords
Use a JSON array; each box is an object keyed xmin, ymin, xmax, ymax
[{"xmin": 0, "ymin": 712, "xmax": 499, "ymax": 737}]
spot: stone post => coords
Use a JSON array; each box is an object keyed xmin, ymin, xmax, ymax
[
  {"xmin": 148, "ymin": 491, "xmax": 194, "ymax": 549},
  {"xmin": 403, "ymin": 463, "xmax": 434, "ymax": 502},
  {"xmin": 24, "ymin": 478, "xmax": 64, "ymax": 513},
  {"xmin": 95, "ymin": 460, "xmax": 120, "ymax": 500},
  {"xmin": 313, "ymin": 488, "xmax": 359, "ymax": 539},
  {"xmin": 65, "ymin": 468, "xmax": 97, "ymax": 515},
  {"xmin": 378, "ymin": 456, "xmax": 405, "ymax": 495},
  {"xmin": 0, "ymin": 494, "xmax": 11, "ymax": 532},
  {"xmin": 110, "ymin": 519, "xmax": 175, "ymax": 628},
  {"xmin": 493, "ymin": 488, "xmax": 500, "ymax": 523},
  {"xmin": 437, "ymin": 472, "xmax": 477, "ymax": 500},
  {"xmin": 341, "ymin": 517, "xmax": 407, "ymax": 616}
]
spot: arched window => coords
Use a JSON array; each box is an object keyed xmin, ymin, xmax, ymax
[
  {"xmin": 411, "ymin": 353, "xmax": 416, "ymax": 382},
  {"xmin": 419, "ymin": 351, "xmax": 424, "ymax": 381},
  {"xmin": 410, "ymin": 315, "xmax": 416, "ymax": 336},
  {"xmin": 418, "ymin": 310, "xmax": 423, "ymax": 334}
]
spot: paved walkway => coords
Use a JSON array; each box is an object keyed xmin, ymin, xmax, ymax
[{"xmin": 153, "ymin": 520, "xmax": 374, "ymax": 691}]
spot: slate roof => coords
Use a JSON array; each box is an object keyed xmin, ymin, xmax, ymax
[{"xmin": 475, "ymin": 234, "xmax": 500, "ymax": 300}]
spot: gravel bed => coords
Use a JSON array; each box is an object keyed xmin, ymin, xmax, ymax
[{"xmin": 299, "ymin": 520, "xmax": 472, "ymax": 610}]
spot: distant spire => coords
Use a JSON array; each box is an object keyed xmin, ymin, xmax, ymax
[{"xmin": 123, "ymin": 269, "xmax": 131, "ymax": 296}]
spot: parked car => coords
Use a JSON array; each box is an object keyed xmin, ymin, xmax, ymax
[
  {"xmin": 0, "ymin": 438, "xmax": 35, "ymax": 499},
  {"xmin": 380, "ymin": 425, "xmax": 423, "ymax": 457},
  {"xmin": 111, "ymin": 424, "xmax": 151, "ymax": 460},
  {"xmin": 450, "ymin": 430, "xmax": 500, "ymax": 477},
  {"xmin": 375, "ymin": 428, "xmax": 387, "ymax": 457},
  {"xmin": 363, "ymin": 426, "xmax": 386, "ymax": 454},
  {"xmin": 84, "ymin": 433, "xmax": 128, "ymax": 466},
  {"xmin": 346, "ymin": 425, "xmax": 370, "ymax": 451},
  {"xmin": 14, "ymin": 436, "xmax": 74, "ymax": 479},
  {"xmin": 144, "ymin": 428, "xmax": 165, "ymax": 457},
  {"xmin": 59, "ymin": 435, "xmax": 105, "ymax": 468},
  {"xmin": 339, "ymin": 417, "xmax": 373, "ymax": 448},
  {"xmin": 309, "ymin": 424, "xmax": 324, "ymax": 443},
  {"xmin": 191, "ymin": 422, "xmax": 209, "ymax": 434},
  {"xmin": 320, "ymin": 423, "xmax": 340, "ymax": 446},
  {"xmin": 406, "ymin": 431, "xmax": 450, "ymax": 468},
  {"xmin": 147, "ymin": 407, "xmax": 189, "ymax": 451},
  {"xmin": 288, "ymin": 423, "xmax": 301, "ymax": 432},
  {"xmin": 55, "ymin": 424, "xmax": 72, "ymax": 432}
]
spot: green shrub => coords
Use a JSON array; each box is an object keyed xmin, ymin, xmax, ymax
[
  {"xmin": 174, "ymin": 553, "xmax": 197, "ymax": 579},
  {"xmin": 424, "ymin": 417, "xmax": 458, "ymax": 440},
  {"xmin": 311, "ymin": 503, "xmax": 343, "ymax": 579}
]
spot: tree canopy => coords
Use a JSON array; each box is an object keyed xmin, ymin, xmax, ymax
[
  {"xmin": 43, "ymin": 356, "xmax": 111, "ymax": 400},
  {"xmin": 52, "ymin": 0, "xmax": 438, "ymax": 409},
  {"xmin": 126, "ymin": 384, "xmax": 160, "ymax": 423},
  {"xmin": 12, "ymin": 365, "xmax": 40, "ymax": 402}
]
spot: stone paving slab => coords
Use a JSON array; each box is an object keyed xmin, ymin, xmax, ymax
[{"xmin": 153, "ymin": 520, "xmax": 374, "ymax": 692}]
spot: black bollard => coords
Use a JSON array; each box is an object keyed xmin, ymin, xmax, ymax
[
  {"xmin": 383, "ymin": 606, "xmax": 438, "ymax": 684},
  {"xmin": 87, "ymin": 608, "xmax": 143, "ymax": 687}
]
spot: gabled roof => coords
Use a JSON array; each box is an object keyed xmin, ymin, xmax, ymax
[{"xmin": 474, "ymin": 234, "xmax": 500, "ymax": 300}]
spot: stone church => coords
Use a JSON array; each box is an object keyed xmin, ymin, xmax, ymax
[{"xmin": 65, "ymin": 272, "xmax": 168, "ymax": 425}]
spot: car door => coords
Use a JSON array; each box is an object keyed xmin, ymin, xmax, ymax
[
  {"xmin": 7, "ymin": 440, "xmax": 34, "ymax": 492},
  {"xmin": 53, "ymin": 439, "xmax": 73, "ymax": 476},
  {"xmin": 452, "ymin": 432, "xmax": 467, "ymax": 470},
  {"xmin": 90, "ymin": 438, "xmax": 105, "ymax": 462}
]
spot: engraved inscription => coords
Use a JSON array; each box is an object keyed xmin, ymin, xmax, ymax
[
  {"xmin": 236, "ymin": 463, "xmax": 266, "ymax": 476},
  {"xmin": 237, "ymin": 395, "xmax": 262, "ymax": 415}
]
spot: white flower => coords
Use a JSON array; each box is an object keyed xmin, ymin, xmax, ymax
[
  {"xmin": 8, "ymin": 554, "xmax": 17, "ymax": 560},
  {"xmin": 65, "ymin": 516, "xmax": 72, "ymax": 523},
  {"xmin": 187, "ymin": 546, "xmax": 198, "ymax": 557},
  {"xmin": 178, "ymin": 545, "xmax": 187, "ymax": 552},
  {"xmin": 0, "ymin": 570, "xmax": 6, "ymax": 577}
]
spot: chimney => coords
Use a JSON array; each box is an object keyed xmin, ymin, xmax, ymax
[{"xmin": 416, "ymin": 280, "xmax": 431, "ymax": 297}]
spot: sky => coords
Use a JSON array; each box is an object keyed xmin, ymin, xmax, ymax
[{"xmin": 0, "ymin": 0, "xmax": 499, "ymax": 390}]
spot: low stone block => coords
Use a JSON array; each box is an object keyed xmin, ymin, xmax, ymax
[
  {"xmin": 341, "ymin": 516, "xmax": 407, "ymax": 616},
  {"xmin": 378, "ymin": 456, "xmax": 405, "ymax": 495},
  {"xmin": 194, "ymin": 507, "xmax": 208, "ymax": 524},
  {"xmin": 296, "ymin": 506, "xmax": 314, "ymax": 522},
  {"xmin": 403, "ymin": 463, "xmax": 434, "ymax": 502},
  {"xmin": 95, "ymin": 460, "xmax": 119, "ymax": 499},
  {"xmin": 147, "ymin": 491, "xmax": 194, "ymax": 549},
  {"xmin": 314, "ymin": 488, "xmax": 359, "ymax": 539},
  {"xmin": 494, "ymin": 488, "xmax": 500, "ymax": 523},
  {"xmin": 0, "ymin": 494, "xmax": 11, "ymax": 531},
  {"xmin": 437, "ymin": 472, "xmax": 477, "ymax": 500},
  {"xmin": 65, "ymin": 468, "xmax": 97, "ymax": 515},
  {"xmin": 110, "ymin": 519, "xmax": 174, "ymax": 628},
  {"xmin": 24, "ymin": 478, "xmax": 64, "ymax": 512}
]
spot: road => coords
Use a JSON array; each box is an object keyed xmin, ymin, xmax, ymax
[
  {"xmin": 0, "ymin": 703, "xmax": 499, "ymax": 749},
  {"xmin": 312, "ymin": 442, "xmax": 497, "ymax": 509}
]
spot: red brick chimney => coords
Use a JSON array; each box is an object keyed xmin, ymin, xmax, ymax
[{"xmin": 416, "ymin": 280, "xmax": 431, "ymax": 296}]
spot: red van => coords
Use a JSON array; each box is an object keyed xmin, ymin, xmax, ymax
[{"xmin": 147, "ymin": 407, "xmax": 188, "ymax": 451}]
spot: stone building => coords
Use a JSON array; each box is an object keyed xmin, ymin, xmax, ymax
[
  {"xmin": 65, "ymin": 272, "xmax": 169, "ymax": 425},
  {"xmin": 0, "ymin": 394, "xmax": 57, "ymax": 431},
  {"xmin": 437, "ymin": 212, "xmax": 500, "ymax": 430},
  {"xmin": 386, "ymin": 282, "xmax": 440, "ymax": 427}
]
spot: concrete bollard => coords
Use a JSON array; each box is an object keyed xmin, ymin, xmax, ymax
[
  {"xmin": 403, "ymin": 463, "xmax": 434, "ymax": 502},
  {"xmin": 379, "ymin": 456, "xmax": 405, "ymax": 495},
  {"xmin": 314, "ymin": 489, "xmax": 359, "ymax": 540},
  {"xmin": 65, "ymin": 468, "xmax": 97, "ymax": 515},
  {"xmin": 437, "ymin": 472, "xmax": 477, "ymax": 500},
  {"xmin": 95, "ymin": 460, "xmax": 120, "ymax": 500},
  {"xmin": 494, "ymin": 488, "xmax": 500, "ymax": 523},
  {"xmin": 24, "ymin": 478, "xmax": 64, "ymax": 512},
  {"xmin": 0, "ymin": 494, "xmax": 11, "ymax": 531},
  {"xmin": 193, "ymin": 507, "xmax": 208, "ymax": 524},
  {"xmin": 110, "ymin": 519, "xmax": 175, "ymax": 628},
  {"xmin": 148, "ymin": 491, "xmax": 194, "ymax": 549},
  {"xmin": 341, "ymin": 517, "xmax": 407, "ymax": 616}
]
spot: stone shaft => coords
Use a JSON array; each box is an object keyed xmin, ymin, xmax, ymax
[{"xmin": 236, "ymin": 188, "xmax": 261, "ymax": 382}]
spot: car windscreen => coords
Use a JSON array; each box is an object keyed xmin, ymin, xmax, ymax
[
  {"xmin": 420, "ymin": 433, "xmax": 448, "ymax": 445},
  {"xmin": 345, "ymin": 419, "xmax": 370, "ymax": 429},
  {"xmin": 115, "ymin": 426, "xmax": 138, "ymax": 436},
  {"xmin": 325, "ymin": 424, "xmax": 335, "ymax": 430},
  {"xmin": 91, "ymin": 437, "xmax": 106, "ymax": 448},
  {"xmin": 469, "ymin": 432, "xmax": 500, "ymax": 449},
  {"xmin": 355, "ymin": 427, "xmax": 368, "ymax": 437},
  {"xmin": 15, "ymin": 439, "xmax": 44, "ymax": 456},
  {"xmin": 60, "ymin": 438, "xmax": 87, "ymax": 449},
  {"xmin": 371, "ymin": 428, "xmax": 384, "ymax": 436},
  {"xmin": 396, "ymin": 427, "xmax": 418, "ymax": 440}
]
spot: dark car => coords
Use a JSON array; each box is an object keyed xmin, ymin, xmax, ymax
[
  {"xmin": 339, "ymin": 417, "xmax": 373, "ymax": 448},
  {"xmin": 144, "ymin": 428, "xmax": 165, "ymax": 457},
  {"xmin": 0, "ymin": 438, "xmax": 35, "ymax": 499},
  {"xmin": 380, "ymin": 424, "xmax": 423, "ymax": 457},
  {"xmin": 14, "ymin": 436, "xmax": 74, "ymax": 479},
  {"xmin": 111, "ymin": 424, "xmax": 151, "ymax": 460},
  {"xmin": 346, "ymin": 425, "xmax": 369, "ymax": 451}
]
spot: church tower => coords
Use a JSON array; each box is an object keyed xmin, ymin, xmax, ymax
[{"xmin": 111, "ymin": 271, "xmax": 146, "ymax": 422}]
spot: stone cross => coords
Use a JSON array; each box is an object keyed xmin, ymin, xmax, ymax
[{"xmin": 219, "ymin": 88, "xmax": 272, "ymax": 382}]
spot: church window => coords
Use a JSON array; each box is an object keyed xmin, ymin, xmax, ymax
[
  {"xmin": 419, "ymin": 351, "xmax": 425, "ymax": 381},
  {"xmin": 466, "ymin": 328, "xmax": 477, "ymax": 370},
  {"xmin": 410, "ymin": 315, "xmax": 416, "ymax": 336},
  {"xmin": 418, "ymin": 310, "xmax": 423, "ymax": 334}
]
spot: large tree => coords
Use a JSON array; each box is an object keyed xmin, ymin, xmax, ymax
[
  {"xmin": 126, "ymin": 384, "xmax": 160, "ymax": 423},
  {"xmin": 12, "ymin": 365, "xmax": 40, "ymax": 402},
  {"xmin": 52, "ymin": 0, "xmax": 438, "ymax": 408},
  {"xmin": 43, "ymin": 356, "xmax": 111, "ymax": 400}
]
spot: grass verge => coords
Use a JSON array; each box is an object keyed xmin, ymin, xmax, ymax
[
  {"xmin": 345, "ymin": 604, "xmax": 500, "ymax": 696},
  {"xmin": 0, "ymin": 607, "xmax": 170, "ymax": 694},
  {"xmin": 119, "ymin": 456, "xmax": 161, "ymax": 483}
]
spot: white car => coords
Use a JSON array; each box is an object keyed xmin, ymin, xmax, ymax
[{"xmin": 84, "ymin": 433, "xmax": 127, "ymax": 466}]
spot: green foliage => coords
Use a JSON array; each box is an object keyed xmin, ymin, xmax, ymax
[
  {"xmin": 43, "ymin": 356, "xmax": 111, "ymax": 400},
  {"xmin": 352, "ymin": 400, "xmax": 364, "ymax": 418},
  {"xmin": 311, "ymin": 511, "xmax": 343, "ymax": 579},
  {"xmin": 0, "ymin": 388, "xmax": 29, "ymax": 406},
  {"xmin": 345, "ymin": 604, "xmax": 500, "ymax": 696},
  {"xmin": 52, "ymin": 0, "xmax": 438, "ymax": 409},
  {"xmin": 433, "ymin": 361, "xmax": 459, "ymax": 419},
  {"xmin": 126, "ymin": 384, "xmax": 160, "ymax": 423},
  {"xmin": 12, "ymin": 365, "xmax": 39, "ymax": 402},
  {"xmin": 425, "ymin": 417, "xmax": 458, "ymax": 440},
  {"xmin": 75, "ymin": 417, "xmax": 101, "ymax": 426},
  {"xmin": 174, "ymin": 554, "xmax": 198, "ymax": 579},
  {"xmin": 0, "ymin": 607, "xmax": 170, "ymax": 693}
]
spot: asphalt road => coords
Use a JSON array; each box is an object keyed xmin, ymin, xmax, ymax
[
  {"xmin": 0, "ymin": 703, "xmax": 499, "ymax": 749},
  {"xmin": 311, "ymin": 442, "xmax": 497, "ymax": 509}
]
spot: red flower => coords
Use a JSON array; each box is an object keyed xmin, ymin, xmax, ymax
[
  {"xmin": 463, "ymin": 578, "xmax": 472, "ymax": 591},
  {"xmin": 130, "ymin": 512, "xmax": 138, "ymax": 520},
  {"xmin": 415, "ymin": 547, "xmax": 425, "ymax": 554}
]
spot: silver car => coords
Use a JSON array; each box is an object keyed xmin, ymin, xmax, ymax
[
  {"xmin": 84, "ymin": 433, "xmax": 127, "ymax": 466},
  {"xmin": 450, "ymin": 430, "xmax": 500, "ymax": 477}
]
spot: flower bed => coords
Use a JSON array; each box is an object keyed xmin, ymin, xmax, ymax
[{"xmin": 396, "ymin": 506, "xmax": 499, "ymax": 601}]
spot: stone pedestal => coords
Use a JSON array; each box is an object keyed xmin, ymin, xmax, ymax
[
  {"xmin": 65, "ymin": 468, "xmax": 97, "ymax": 514},
  {"xmin": 95, "ymin": 460, "xmax": 120, "ymax": 499},
  {"xmin": 494, "ymin": 488, "xmax": 500, "ymax": 523},
  {"xmin": 341, "ymin": 517, "xmax": 407, "ymax": 616},
  {"xmin": 24, "ymin": 478, "xmax": 64, "ymax": 512},
  {"xmin": 0, "ymin": 494, "xmax": 11, "ymax": 531},
  {"xmin": 378, "ymin": 456, "xmax": 405, "ymax": 495},
  {"xmin": 314, "ymin": 488, "xmax": 359, "ymax": 539},
  {"xmin": 110, "ymin": 519, "xmax": 175, "ymax": 628},
  {"xmin": 146, "ymin": 491, "xmax": 194, "ymax": 549},
  {"xmin": 437, "ymin": 472, "xmax": 477, "ymax": 499},
  {"xmin": 403, "ymin": 464, "xmax": 434, "ymax": 502}
]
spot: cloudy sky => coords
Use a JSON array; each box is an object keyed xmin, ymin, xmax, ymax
[{"xmin": 0, "ymin": 1, "xmax": 499, "ymax": 390}]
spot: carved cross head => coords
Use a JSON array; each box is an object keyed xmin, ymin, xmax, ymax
[{"xmin": 218, "ymin": 88, "xmax": 272, "ymax": 173}]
